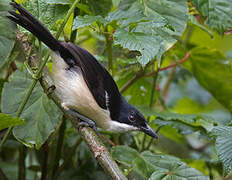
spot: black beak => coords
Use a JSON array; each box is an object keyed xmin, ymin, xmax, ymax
[{"xmin": 140, "ymin": 123, "xmax": 158, "ymax": 139}]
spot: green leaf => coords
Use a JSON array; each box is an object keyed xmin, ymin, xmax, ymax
[
  {"xmin": 133, "ymin": 156, "xmax": 154, "ymax": 178},
  {"xmin": 112, "ymin": 146, "xmax": 208, "ymax": 179},
  {"xmin": 73, "ymin": 15, "xmax": 107, "ymax": 30},
  {"xmin": 48, "ymin": 1, "xmax": 92, "ymax": 14},
  {"xmin": 22, "ymin": 0, "xmax": 69, "ymax": 30},
  {"xmin": 212, "ymin": 126, "xmax": 232, "ymax": 173},
  {"xmin": 153, "ymin": 112, "xmax": 216, "ymax": 133},
  {"xmin": 188, "ymin": 47, "xmax": 232, "ymax": 112},
  {"xmin": 188, "ymin": 15, "xmax": 213, "ymax": 38},
  {"xmin": 1, "ymin": 70, "xmax": 61, "ymax": 149},
  {"xmin": 0, "ymin": 113, "xmax": 25, "ymax": 131},
  {"xmin": 0, "ymin": 0, "xmax": 16, "ymax": 68},
  {"xmin": 190, "ymin": 0, "xmax": 232, "ymax": 34},
  {"xmin": 87, "ymin": 0, "xmax": 112, "ymax": 16},
  {"xmin": 149, "ymin": 164, "xmax": 209, "ymax": 180},
  {"xmin": 142, "ymin": 151, "xmax": 209, "ymax": 180},
  {"xmin": 111, "ymin": 145, "xmax": 140, "ymax": 166},
  {"xmin": 47, "ymin": 0, "xmax": 73, "ymax": 5},
  {"xmin": 113, "ymin": 0, "xmax": 188, "ymax": 66},
  {"xmin": 114, "ymin": 29, "xmax": 161, "ymax": 66}
]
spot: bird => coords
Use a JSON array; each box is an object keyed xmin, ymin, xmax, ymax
[{"xmin": 7, "ymin": 1, "xmax": 158, "ymax": 139}]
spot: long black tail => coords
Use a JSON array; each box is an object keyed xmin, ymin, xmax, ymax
[{"xmin": 7, "ymin": 2, "xmax": 68, "ymax": 56}]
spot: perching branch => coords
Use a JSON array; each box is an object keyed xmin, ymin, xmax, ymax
[{"xmin": 29, "ymin": 55, "xmax": 127, "ymax": 180}]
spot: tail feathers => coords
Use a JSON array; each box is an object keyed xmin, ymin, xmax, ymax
[{"xmin": 7, "ymin": 2, "xmax": 62, "ymax": 52}]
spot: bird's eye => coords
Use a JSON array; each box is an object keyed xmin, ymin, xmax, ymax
[{"xmin": 128, "ymin": 114, "xmax": 135, "ymax": 122}]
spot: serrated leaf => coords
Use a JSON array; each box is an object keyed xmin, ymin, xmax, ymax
[
  {"xmin": 111, "ymin": 145, "xmax": 140, "ymax": 166},
  {"xmin": 114, "ymin": 29, "xmax": 161, "ymax": 66},
  {"xmin": 0, "ymin": 113, "xmax": 25, "ymax": 130},
  {"xmin": 212, "ymin": 126, "xmax": 232, "ymax": 174},
  {"xmin": 190, "ymin": 0, "xmax": 232, "ymax": 34},
  {"xmin": 111, "ymin": 146, "xmax": 208, "ymax": 179},
  {"xmin": 22, "ymin": 0, "xmax": 69, "ymax": 30},
  {"xmin": 151, "ymin": 112, "xmax": 216, "ymax": 134},
  {"xmin": 149, "ymin": 164, "xmax": 209, "ymax": 180},
  {"xmin": 142, "ymin": 151, "xmax": 209, "ymax": 180},
  {"xmin": 87, "ymin": 0, "xmax": 112, "ymax": 16},
  {"xmin": 1, "ymin": 70, "xmax": 61, "ymax": 149},
  {"xmin": 113, "ymin": 0, "xmax": 188, "ymax": 66},
  {"xmin": 188, "ymin": 47, "xmax": 232, "ymax": 112},
  {"xmin": 0, "ymin": 0, "xmax": 16, "ymax": 68},
  {"xmin": 47, "ymin": 0, "xmax": 73, "ymax": 5},
  {"xmin": 73, "ymin": 15, "xmax": 107, "ymax": 30}
]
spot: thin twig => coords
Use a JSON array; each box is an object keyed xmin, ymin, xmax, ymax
[
  {"xmin": 120, "ymin": 70, "xmax": 144, "ymax": 93},
  {"xmin": 119, "ymin": 52, "xmax": 190, "ymax": 94},
  {"xmin": 0, "ymin": 168, "xmax": 8, "ymax": 180},
  {"xmin": 41, "ymin": 142, "xmax": 49, "ymax": 180},
  {"xmin": 144, "ymin": 52, "xmax": 190, "ymax": 77},
  {"xmin": 18, "ymin": 146, "xmax": 26, "ymax": 180},
  {"xmin": 52, "ymin": 117, "xmax": 66, "ymax": 180},
  {"xmin": 54, "ymin": 138, "xmax": 82, "ymax": 178}
]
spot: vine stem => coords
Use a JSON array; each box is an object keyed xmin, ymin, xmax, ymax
[
  {"xmin": 104, "ymin": 28, "xmax": 114, "ymax": 75},
  {"xmin": 0, "ymin": 0, "xmax": 80, "ymax": 151}
]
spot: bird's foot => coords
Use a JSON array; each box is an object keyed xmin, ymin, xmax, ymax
[
  {"xmin": 46, "ymin": 85, "xmax": 56, "ymax": 97},
  {"xmin": 62, "ymin": 106, "xmax": 100, "ymax": 137}
]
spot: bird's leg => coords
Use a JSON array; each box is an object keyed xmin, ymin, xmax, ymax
[{"xmin": 62, "ymin": 103, "xmax": 100, "ymax": 137}]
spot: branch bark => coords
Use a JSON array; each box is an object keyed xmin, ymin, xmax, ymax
[{"xmin": 29, "ymin": 57, "xmax": 127, "ymax": 180}]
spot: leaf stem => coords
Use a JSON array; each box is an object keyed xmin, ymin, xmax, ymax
[
  {"xmin": 144, "ymin": 52, "xmax": 190, "ymax": 77},
  {"xmin": 41, "ymin": 142, "xmax": 49, "ymax": 180},
  {"xmin": 119, "ymin": 52, "xmax": 190, "ymax": 93},
  {"xmin": 0, "ymin": 168, "xmax": 7, "ymax": 180},
  {"xmin": 104, "ymin": 27, "xmax": 114, "ymax": 75},
  {"xmin": 120, "ymin": 70, "xmax": 144, "ymax": 93},
  {"xmin": 53, "ymin": 138, "xmax": 82, "ymax": 178},
  {"xmin": 56, "ymin": 0, "xmax": 79, "ymax": 39},
  {"xmin": 0, "ymin": 0, "xmax": 79, "ymax": 151},
  {"xmin": 18, "ymin": 145, "xmax": 27, "ymax": 180},
  {"xmin": 52, "ymin": 117, "xmax": 66, "ymax": 180}
]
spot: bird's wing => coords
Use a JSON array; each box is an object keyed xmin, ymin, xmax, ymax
[{"xmin": 62, "ymin": 43, "xmax": 122, "ymax": 120}]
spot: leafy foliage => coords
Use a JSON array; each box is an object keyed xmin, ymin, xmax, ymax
[
  {"xmin": 188, "ymin": 47, "xmax": 232, "ymax": 112},
  {"xmin": 212, "ymin": 126, "xmax": 232, "ymax": 174},
  {"xmin": 0, "ymin": 113, "xmax": 25, "ymax": 130},
  {"xmin": 152, "ymin": 112, "xmax": 217, "ymax": 134},
  {"xmin": 0, "ymin": 0, "xmax": 232, "ymax": 179},
  {"xmin": 112, "ymin": 146, "xmax": 209, "ymax": 179},
  {"xmin": 190, "ymin": 0, "xmax": 232, "ymax": 34},
  {"xmin": 0, "ymin": 0, "xmax": 16, "ymax": 68},
  {"xmin": 1, "ymin": 71, "xmax": 61, "ymax": 149},
  {"xmin": 73, "ymin": 0, "xmax": 188, "ymax": 66}
]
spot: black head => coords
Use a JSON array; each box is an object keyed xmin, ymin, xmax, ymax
[{"xmin": 118, "ymin": 99, "xmax": 158, "ymax": 139}]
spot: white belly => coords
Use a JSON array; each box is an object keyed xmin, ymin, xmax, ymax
[{"xmin": 51, "ymin": 52, "xmax": 112, "ymax": 129}]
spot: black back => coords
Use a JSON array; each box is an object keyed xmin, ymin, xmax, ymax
[{"xmin": 8, "ymin": 1, "xmax": 122, "ymax": 120}]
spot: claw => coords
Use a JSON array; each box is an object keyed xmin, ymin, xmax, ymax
[{"xmin": 64, "ymin": 108, "xmax": 100, "ymax": 137}]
